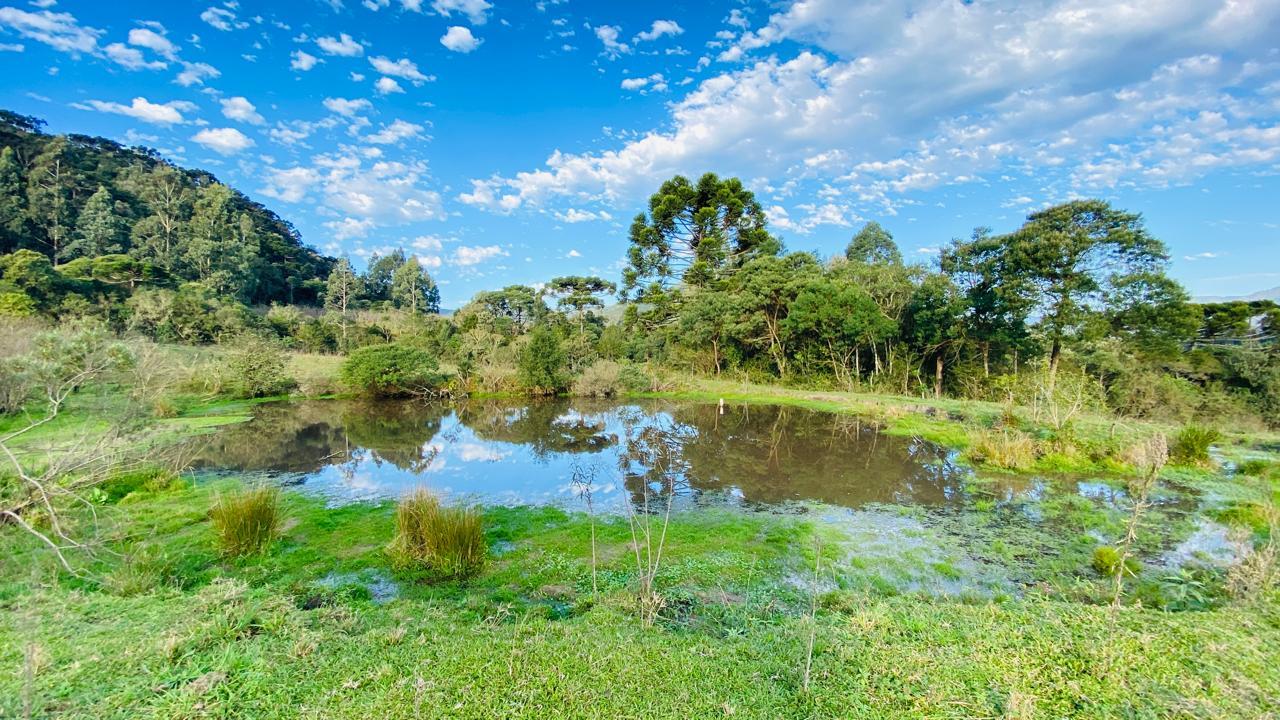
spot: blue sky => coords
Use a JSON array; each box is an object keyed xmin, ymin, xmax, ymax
[{"xmin": 1, "ymin": 0, "xmax": 1278, "ymax": 306}]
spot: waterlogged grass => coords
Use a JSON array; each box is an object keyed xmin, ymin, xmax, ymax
[{"xmin": 3, "ymin": 476, "xmax": 1279, "ymax": 718}]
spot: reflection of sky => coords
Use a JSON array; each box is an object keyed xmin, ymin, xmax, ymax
[{"xmin": 300, "ymin": 411, "xmax": 638, "ymax": 509}]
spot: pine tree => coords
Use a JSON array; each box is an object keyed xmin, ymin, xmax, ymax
[{"xmin": 64, "ymin": 184, "xmax": 125, "ymax": 260}]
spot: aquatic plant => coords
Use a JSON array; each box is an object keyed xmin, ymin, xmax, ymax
[
  {"xmin": 387, "ymin": 487, "xmax": 486, "ymax": 579},
  {"xmin": 209, "ymin": 485, "xmax": 281, "ymax": 557},
  {"xmin": 967, "ymin": 428, "xmax": 1038, "ymax": 470},
  {"xmin": 1169, "ymin": 425, "xmax": 1221, "ymax": 467}
]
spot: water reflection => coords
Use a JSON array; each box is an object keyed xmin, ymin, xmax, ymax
[{"xmin": 190, "ymin": 398, "xmax": 975, "ymax": 509}]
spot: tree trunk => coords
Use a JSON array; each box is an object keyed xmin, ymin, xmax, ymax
[
  {"xmin": 982, "ymin": 342, "xmax": 990, "ymax": 378},
  {"xmin": 1048, "ymin": 336, "xmax": 1062, "ymax": 392},
  {"xmin": 935, "ymin": 354, "xmax": 943, "ymax": 399},
  {"xmin": 712, "ymin": 339, "xmax": 721, "ymax": 375}
]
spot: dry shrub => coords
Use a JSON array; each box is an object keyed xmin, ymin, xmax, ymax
[
  {"xmin": 209, "ymin": 486, "xmax": 282, "ymax": 557},
  {"xmin": 388, "ymin": 487, "xmax": 485, "ymax": 578},
  {"xmin": 571, "ymin": 360, "xmax": 623, "ymax": 397},
  {"xmin": 968, "ymin": 428, "xmax": 1038, "ymax": 471}
]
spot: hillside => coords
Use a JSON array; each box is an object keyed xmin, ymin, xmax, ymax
[
  {"xmin": 0, "ymin": 110, "xmax": 332, "ymax": 305},
  {"xmin": 1196, "ymin": 286, "xmax": 1280, "ymax": 304}
]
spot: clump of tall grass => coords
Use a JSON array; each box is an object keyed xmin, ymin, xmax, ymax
[
  {"xmin": 209, "ymin": 486, "xmax": 282, "ymax": 557},
  {"xmin": 1169, "ymin": 425, "xmax": 1221, "ymax": 467},
  {"xmin": 967, "ymin": 428, "xmax": 1038, "ymax": 471},
  {"xmin": 387, "ymin": 488, "xmax": 485, "ymax": 579}
]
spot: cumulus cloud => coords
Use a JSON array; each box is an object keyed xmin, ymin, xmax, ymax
[
  {"xmin": 375, "ymin": 76, "xmax": 404, "ymax": 94},
  {"xmin": 127, "ymin": 26, "xmax": 177, "ymax": 59},
  {"xmin": 431, "ymin": 0, "xmax": 491, "ymax": 25},
  {"xmin": 366, "ymin": 119, "xmax": 425, "ymax": 144},
  {"xmin": 554, "ymin": 208, "xmax": 612, "ymax": 223},
  {"xmin": 104, "ymin": 42, "xmax": 167, "ymax": 70},
  {"xmin": 316, "ymin": 33, "xmax": 362, "ymax": 56},
  {"xmin": 462, "ymin": 0, "xmax": 1280, "ymax": 230},
  {"xmin": 75, "ymin": 96, "xmax": 196, "ymax": 125},
  {"xmin": 175, "ymin": 61, "xmax": 219, "ymax": 86},
  {"xmin": 593, "ymin": 25, "xmax": 629, "ymax": 58},
  {"xmin": 323, "ymin": 97, "xmax": 372, "ymax": 117},
  {"xmin": 453, "ymin": 244, "xmax": 507, "ymax": 266},
  {"xmin": 635, "ymin": 19, "xmax": 682, "ymax": 42},
  {"xmin": 440, "ymin": 25, "xmax": 480, "ymax": 53},
  {"xmin": 620, "ymin": 73, "xmax": 666, "ymax": 92},
  {"xmin": 369, "ymin": 55, "xmax": 433, "ymax": 84},
  {"xmin": 326, "ymin": 217, "xmax": 377, "ymax": 241},
  {"xmin": 191, "ymin": 127, "xmax": 254, "ymax": 155},
  {"xmin": 0, "ymin": 7, "xmax": 100, "ymax": 53},
  {"xmin": 290, "ymin": 50, "xmax": 319, "ymax": 71},
  {"xmin": 220, "ymin": 96, "xmax": 264, "ymax": 125},
  {"xmin": 199, "ymin": 6, "xmax": 246, "ymax": 32},
  {"xmin": 260, "ymin": 165, "xmax": 321, "ymax": 203}
]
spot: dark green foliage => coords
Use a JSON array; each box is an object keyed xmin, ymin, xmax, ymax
[
  {"xmin": 224, "ymin": 336, "xmax": 297, "ymax": 398},
  {"xmin": 519, "ymin": 324, "xmax": 568, "ymax": 393},
  {"xmin": 845, "ymin": 221, "xmax": 903, "ymax": 266},
  {"xmin": 339, "ymin": 343, "xmax": 448, "ymax": 397}
]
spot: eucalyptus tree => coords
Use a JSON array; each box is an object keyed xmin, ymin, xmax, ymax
[
  {"xmin": 845, "ymin": 221, "xmax": 903, "ymax": 266},
  {"xmin": 390, "ymin": 255, "xmax": 440, "ymax": 315},
  {"xmin": 730, "ymin": 252, "xmax": 821, "ymax": 377},
  {"xmin": 64, "ymin": 184, "xmax": 126, "ymax": 260},
  {"xmin": 324, "ymin": 258, "xmax": 362, "ymax": 350}
]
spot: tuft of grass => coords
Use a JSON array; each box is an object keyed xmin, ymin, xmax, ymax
[
  {"xmin": 209, "ymin": 485, "xmax": 282, "ymax": 557},
  {"xmin": 1236, "ymin": 458, "xmax": 1273, "ymax": 477},
  {"xmin": 1170, "ymin": 425, "xmax": 1222, "ymax": 467},
  {"xmin": 967, "ymin": 428, "xmax": 1038, "ymax": 471},
  {"xmin": 388, "ymin": 488, "xmax": 486, "ymax": 579}
]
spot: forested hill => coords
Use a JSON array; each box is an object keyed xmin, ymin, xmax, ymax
[{"xmin": 0, "ymin": 110, "xmax": 332, "ymax": 305}]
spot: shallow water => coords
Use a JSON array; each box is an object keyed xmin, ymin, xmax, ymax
[{"xmin": 190, "ymin": 397, "xmax": 989, "ymax": 510}]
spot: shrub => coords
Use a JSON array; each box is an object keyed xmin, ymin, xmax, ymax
[
  {"xmin": 967, "ymin": 429, "xmax": 1038, "ymax": 471},
  {"xmin": 339, "ymin": 343, "xmax": 448, "ymax": 397},
  {"xmin": 1236, "ymin": 459, "xmax": 1273, "ymax": 477},
  {"xmin": 223, "ymin": 335, "xmax": 297, "ymax": 398},
  {"xmin": 387, "ymin": 488, "xmax": 485, "ymax": 578},
  {"xmin": 518, "ymin": 325, "xmax": 568, "ymax": 394},
  {"xmin": 0, "ymin": 362, "xmax": 32, "ymax": 414},
  {"xmin": 1170, "ymin": 425, "xmax": 1222, "ymax": 467},
  {"xmin": 209, "ymin": 486, "xmax": 282, "ymax": 557},
  {"xmin": 1092, "ymin": 545, "xmax": 1138, "ymax": 577},
  {"xmin": 571, "ymin": 360, "xmax": 623, "ymax": 397}
]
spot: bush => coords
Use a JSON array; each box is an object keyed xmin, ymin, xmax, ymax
[
  {"xmin": 339, "ymin": 343, "xmax": 448, "ymax": 397},
  {"xmin": 1170, "ymin": 425, "xmax": 1222, "ymax": 467},
  {"xmin": 223, "ymin": 336, "xmax": 297, "ymax": 398},
  {"xmin": 209, "ymin": 485, "xmax": 282, "ymax": 557},
  {"xmin": 1237, "ymin": 459, "xmax": 1273, "ymax": 477},
  {"xmin": 967, "ymin": 429, "xmax": 1038, "ymax": 471},
  {"xmin": 0, "ymin": 362, "xmax": 32, "ymax": 414},
  {"xmin": 518, "ymin": 325, "xmax": 568, "ymax": 394},
  {"xmin": 571, "ymin": 360, "xmax": 623, "ymax": 397},
  {"xmin": 387, "ymin": 488, "xmax": 485, "ymax": 578},
  {"xmin": 1092, "ymin": 545, "xmax": 1138, "ymax": 577}
]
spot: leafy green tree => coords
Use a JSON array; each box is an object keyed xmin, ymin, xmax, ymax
[
  {"xmin": 0, "ymin": 146, "xmax": 27, "ymax": 252},
  {"xmin": 828, "ymin": 256, "xmax": 918, "ymax": 376},
  {"xmin": 390, "ymin": 256, "xmax": 440, "ymax": 315},
  {"xmin": 0, "ymin": 249, "xmax": 60, "ymax": 307},
  {"xmin": 1100, "ymin": 272, "xmax": 1199, "ymax": 359},
  {"xmin": 547, "ymin": 275, "xmax": 616, "ymax": 329},
  {"xmin": 324, "ymin": 258, "xmax": 362, "ymax": 350},
  {"xmin": 783, "ymin": 277, "xmax": 894, "ymax": 388},
  {"xmin": 340, "ymin": 344, "xmax": 448, "ymax": 397},
  {"xmin": 1004, "ymin": 200, "xmax": 1169, "ymax": 383},
  {"xmin": 472, "ymin": 285, "xmax": 546, "ymax": 333},
  {"xmin": 845, "ymin": 221, "xmax": 903, "ymax": 266},
  {"xmin": 25, "ymin": 137, "xmax": 76, "ymax": 262},
  {"xmin": 181, "ymin": 183, "xmax": 258, "ymax": 299},
  {"xmin": 121, "ymin": 164, "xmax": 192, "ymax": 272},
  {"xmin": 366, "ymin": 249, "xmax": 407, "ymax": 303},
  {"xmin": 678, "ymin": 289, "xmax": 739, "ymax": 374},
  {"xmin": 940, "ymin": 227, "xmax": 1033, "ymax": 376},
  {"xmin": 518, "ymin": 324, "xmax": 568, "ymax": 394},
  {"xmin": 901, "ymin": 274, "xmax": 967, "ymax": 398},
  {"xmin": 64, "ymin": 184, "xmax": 125, "ymax": 260},
  {"xmin": 622, "ymin": 173, "xmax": 779, "ymax": 318},
  {"xmin": 731, "ymin": 252, "xmax": 820, "ymax": 377}
]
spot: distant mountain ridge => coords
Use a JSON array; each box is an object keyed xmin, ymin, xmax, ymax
[{"xmin": 1194, "ymin": 286, "xmax": 1280, "ymax": 304}]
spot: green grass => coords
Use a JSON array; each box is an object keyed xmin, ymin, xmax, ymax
[
  {"xmin": 387, "ymin": 488, "xmax": 486, "ymax": 578},
  {"xmin": 2, "ymin": 477, "xmax": 1279, "ymax": 718},
  {"xmin": 209, "ymin": 486, "xmax": 283, "ymax": 557}
]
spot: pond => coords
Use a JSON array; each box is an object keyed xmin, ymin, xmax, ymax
[{"xmin": 190, "ymin": 398, "xmax": 986, "ymax": 510}]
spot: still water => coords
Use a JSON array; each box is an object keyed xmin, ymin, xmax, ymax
[{"xmin": 190, "ymin": 398, "xmax": 978, "ymax": 509}]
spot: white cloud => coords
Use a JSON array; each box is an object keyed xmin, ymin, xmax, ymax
[
  {"xmin": 1184, "ymin": 252, "xmax": 1222, "ymax": 261},
  {"xmin": 374, "ymin": 76, "xmax": 404, "ymax": 95},
  {"xmin": 620, "ymin": 73, "xmax": 666, "ymax": 92},
  {"xmin": 593, "ymin": 25, "xmax": 629, "ymax": 58},
  {"xmin": 127, "ymin": 26, "xmax": 177, "ymax": 59},
  {"xmin": 453, "ymin": 244, "xmax": 507, "ymax": 266},
  {"xmin": 323, "ymin": 97, "xmax": 372, "ymax": 117},
  {"xmin": 103, "ymin": 42, "xmax": 166, "ymax": 70},
  {"xmin": 326, "ymin": 217, "xmax": 377, "ymax": 240},
  {"xmin": 199, "ymin": 6, "xmax": 246, "ymax": 32},
  {"xmin": 366, "ymin": 119, "xmax": 424, "ymax": 144},
  {"xmin": 0, "ymin": 43, "xmax": 23, "ymax": 52},
  {"xmin": 316, "ymin": 33, "xmax": 362, "ymax": 56},
  {"xmin": 220, "ymin": 96, "xmax": 264, "ymax": 125},
  {"xmin": 290, "ymin": 50, "xmax": 319, "ymax": 71},
  {"xmin": 635, "ymin": 19, "xmax": 682, "ymax": 42},
  {"xmin": 0, "ymin": 7, "xmax": 100, "ymax": 53},
  {"xmin": 463, "ymin": 0, "xmax": 1280, "ymax": 228},
  {"xmin": 260, "ymin": 166, "xmax": 321, "ymax": 203},
  {"xmin": 175, "ymin": 61, "xmax": 219, "ymax": 86},
  {"xmin": 305, "ymin": 150, "xmax": 447, "ymax": 229},
  {"xmin": 369, "ymin": 55, "xmax": 433, "ymax": 84},
  {"xmin": 191, "ymin": 127, "xmax": 254, "ymax": 155},
  {"xmin": 440, "ymin": 25, "xmax": 480, "ymax": 53},
  {"xmin": 554, "ymin": 208, "xmax": 612, "ymax": 223},
  {"xmin": 75, "ymin": 97, "xmax": 196, "ymax": 125},
  {"xmin": 431, "ymin": 0, "xmax": 491, "ymax": 25}
]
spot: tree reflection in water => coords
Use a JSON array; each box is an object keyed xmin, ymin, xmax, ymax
[{"xmin": 190, "ymin": 398, "xmax": 982, "ymax": 509}]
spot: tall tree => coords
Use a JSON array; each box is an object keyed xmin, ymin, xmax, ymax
[
  {"xmin": 731, "ymin": 252, "xmax": 820, "ymax": 377},
  {"xmin": 622, "ymin": 173, "xmax": 779, "ymax": 317},
  {"xmin": 678, "ymin": 289, "xmax": 738, "ymax": 374},
  {"xmin": 0, "ymin": 146, "xmax": 27, "ymax": 252},
  {"xmin": 182, "ymin": 183, "xmax": 256, "ymax": 299},
  {"xmin": 121, "ymin": 164, "xmax": 193, "ymax": 272},
  {"xmin": 901, "ymin": 274, "xmax": 967, "ymax": 398},
  {"xmin": 1004, "ymin": 200, "xmax": 1169, "ymax": 382},
  {"xmin": 845, "ymin": 221, "xmax": 903, "ymax": 266},
  {"xmin": 64, "ymin": 184, "xmax": 125, "ymax": 260},
  {"xmin": 547, "ymin": 275, "xmax": 616, "ymax": 329},
  {"xmin": 783, "ymin": 277, "xmax": 894, "ymax": 388},
  {"xmin": 325, "ymin": 258, "xmax": 362, "ymax": 350},
  {"xmin": 25, "ymin": 137, "xmax": 76, "ymax": 263},
  {"xmin": 366, "ymin": 248, "xmax": 407, "ymax": 303},
  {"xmin": 390, "ymin": 256, "xmax": 440, "ymax": 315},
  {"xmin": 940, "ymin": 227, "xmax": 1033, "ymax": 376}
]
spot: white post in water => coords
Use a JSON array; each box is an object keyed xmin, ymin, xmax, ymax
[{"xmin": 718, "ymin": 398, "xmax": 725, "ymax": 414}]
